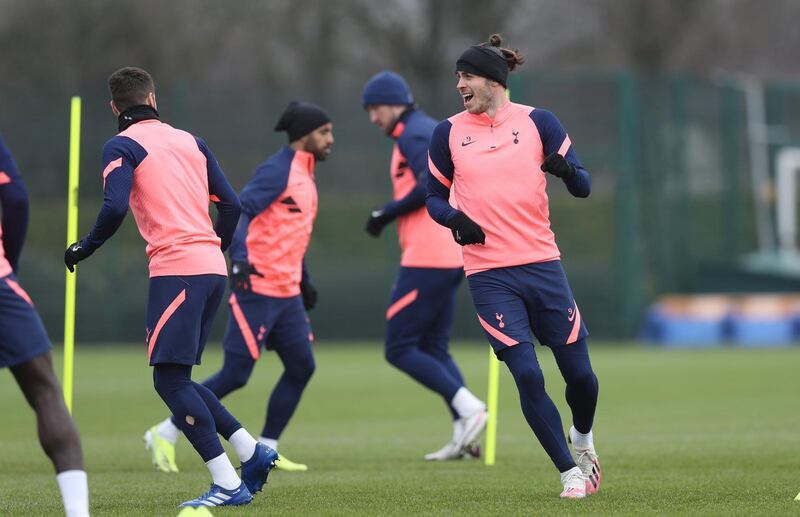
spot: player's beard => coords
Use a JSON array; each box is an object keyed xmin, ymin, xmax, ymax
[{"xmin": 467, "ymin": 80, "xmax": 494, "ymax": 115}]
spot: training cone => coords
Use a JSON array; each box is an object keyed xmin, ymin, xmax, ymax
[
  {"xmin": 178, "ymin": 507, "xmax": 213, "ymax": 516},
  {"xmin": 795, "ymin": 491, "xmax": 800, "ymax": 502}
]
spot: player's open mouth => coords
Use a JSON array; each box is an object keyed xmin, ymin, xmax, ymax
[{"xmin": 462, "ymin": 93, "xmax": 474, "ymax": 105}]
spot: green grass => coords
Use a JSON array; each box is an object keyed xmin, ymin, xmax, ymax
[{"xmin": 1, "ymin": 342, "xmax": 798, "ymax": 516}]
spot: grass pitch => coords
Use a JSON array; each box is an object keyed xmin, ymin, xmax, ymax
[{"xmin": 0, "ymin": 342, "xmax": 798, "ymax": 516}]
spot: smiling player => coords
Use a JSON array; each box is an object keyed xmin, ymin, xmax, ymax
[{"xmin": 426, "ymin": 35, "xmax": 601, "ymax": 498}]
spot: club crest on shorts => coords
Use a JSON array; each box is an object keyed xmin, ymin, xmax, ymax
[{"xmin": 495, "ymin": 313, "xmax": 505, "ymax": 328}]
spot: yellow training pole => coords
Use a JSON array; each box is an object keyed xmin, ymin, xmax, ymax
[
  {"xmin": 485, "ymin": 347, "xmax": 500, "ymax": 466},
  {"xmin": 484, "ymin": 87, "xmax": 513, "ymax": 467},
  {"xmin": 63, "ymin": 96, "xmax": 81, "ymax": 413}
]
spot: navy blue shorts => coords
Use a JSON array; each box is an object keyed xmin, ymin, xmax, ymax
[
  {"xmin": 467, "ymin": 260, "xmax": 588, "ymax": 354},
  {"xmin": 146, "ymin": 275, "xmax": 226, "ymax": 366},
  {"xmin": 385, "ymin": 266, "xmax": 463, "ymax": 354},
  {"xmin": 223, "ymin": 290, "xmax": 312, "ymax": 360},
  {"xmin": 0, "ymin": 274, "xmax": 51, "ymax": 368}
]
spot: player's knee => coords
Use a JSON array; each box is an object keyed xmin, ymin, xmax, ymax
[
  {"xmin": 287, "ymin": 356, "xmax": 315, "ymax": 386},
  {"xmin": 384, "ymin": 346, "xmax": 406, "ymax": 368},
  {"xmin": 225, "ymin": 368, "xmax": 252, "ymax": 391},
  {"xmin": 561, "ymin": 360, "xmax": 597, "ymax": 389},
  {"xmin": 516, "ymin": 365, "xmax": 546, "ymax": 390},
  {"xmin": 217, "ymin": 354, "xmax": 254, "ymax": 390},
  {"xmin": 505, "ymin": 358, "xmax": 547, "ymax": 397},
  {"xmin": 152, "ymin": 366, "xmax": 189, "ymax": 397},
  {"xmin": 567, "ymin": 370, "xmax": 598, "ymax": 393}
]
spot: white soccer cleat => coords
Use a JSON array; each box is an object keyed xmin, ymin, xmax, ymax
[
  {"xmin": 454, "ymin": 407, "xmax": 487, "ymax": 452},
  {"xmin": 461, "ymin": 442, "xmax": 481, "ymax": 460},
  {"xmin": 144, "ymin": 426, "xmax": 179, "ymax": 473},
  {"xmin": 424, "ymin": 440, "xmax": 463, "ymax": 461},
  {"xmin": 569, "ymin": 426, "xmax": 601, "ymax": 494},
  {"xmin": 559, "ymin": 466, "xmax": 588, "ymax": 499}
]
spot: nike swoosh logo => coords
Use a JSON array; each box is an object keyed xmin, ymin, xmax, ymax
[
  {"xmin": 568, "ymin": 311, "xmax": 576, "ymax": 322},
  {"xmin": 461, "ymin": 140, "xmax": 477, "ymax": 147},
  {"xmin": 71, "ymin": 245, "xmax": 82, "ymax": 252}
]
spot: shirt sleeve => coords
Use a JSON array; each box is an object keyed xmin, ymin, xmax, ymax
[
  {"xmin": 382, "ymin": 130, "xmax": 429, "ymax": 218},
  {"xmin": 82, "ymin": 137, "xmax": 142, "ymax": 252},
  {"xmin": 228, "ymin": 158, "xmax": 291, "ymax": 262},
  {"xmin": 425, "ymin": 120, "xmax": 460, "ymax": 226},
  {"xmin": 0, "ymin": 137, "xmax": 29, "ymax": 272},
  {"xmin": 196, "ymin": 138, "xmax": 241, "ymax": 252},
  {"xmin": 530, "ymin": 109, "xmax": 591, "ymax": 198}
]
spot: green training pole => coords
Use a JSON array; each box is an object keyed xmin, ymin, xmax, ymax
[
  {"xmin": 484, "ymin": 88, "xmax": 513, "ymax": 466},
  {"xmin": 485, "ymin": 346, "xmax": 500, "ymax": 466},
  {"xmin": 63, "ymin": 96, "xmax": 81, "ymax": 413}
]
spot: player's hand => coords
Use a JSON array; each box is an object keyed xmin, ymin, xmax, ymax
[
  {"xmin": 64, "ymin": 241, "xmax": 93, "ymax": 272},
  {"xmin": 365, "ymin": 208, "xmax": 393, "ymax": 237},
  {"xmin": 300, "ymin": 280, "xmax": 318, "ymax": 311},
  {"xmin": 446, "ymin": 211, "xmax": 485, "ymax": 246},
  {"xmin": 230, "ymin": 261, "xmax": 263, "ymax": 292},
  {"xmin": 541, "ymin": 152, "xmax": 575, "ymax": 179}
]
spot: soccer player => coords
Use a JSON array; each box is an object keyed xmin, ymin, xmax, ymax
[
  {"xmin": 426, "ymin": 35, "xmax": 601, "ymax": 498},
  {"xmin": 1, "ymin": 137, "xmax": 90, "ymax": 517},
  {"xmin": 64, "ymin": 67, "xmax": 277, "ymax": 508},
  {"xmin": 362, "ymin": 71, "xmax": 487, "ymax": 460},
  {"xmin": 146, "ymin": 101, "xmax": 333, "ymax": 473}
]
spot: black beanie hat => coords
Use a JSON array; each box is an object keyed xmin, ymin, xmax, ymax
[
  {"xmin": 456, "ymin": 45, "xmax": 509, "ymax": 87},
  {"xmin": 274, "ymin": 101, "xmax": 331, "ymax": 142}
]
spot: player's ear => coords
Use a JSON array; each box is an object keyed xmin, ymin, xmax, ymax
[
  {"xmin": 147, "ymin": 92, "xmax": 158, "ymax": 110},
  {"xmin": 110, "ymin": 100, "xmax": 121, "ymax": 117}
]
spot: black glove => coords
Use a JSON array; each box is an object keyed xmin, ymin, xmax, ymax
[
  {"xmin": 300, "ymin": 280, "xmax": 318, "ymax": 310},
  {"xmin": 541, "ymin": 152, "xmax": 575, "ymax": 179},
  {"xmin": 446, "ymin": 211, "xmax": 485, "ymax": 246},
  {"xmin": 365, "ymin": 208, "xmax": 394, "ymax": 237},
  {"xmin": 64, "ymin": 240, "xmax": 94, "ymax": 272},
  {"xmin": 230, "ymin": 261, "xmax": 263, "ymax": 292}
]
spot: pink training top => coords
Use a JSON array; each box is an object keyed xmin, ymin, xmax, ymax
[
  {"xmin": 427, "ymin": 101, "xmax": 591, "ymax": 275},
  {"xmin": 0, "ymin": 139, "xmax": 25, "ymax": 278},
  {"xmin": 0, "ymin": 227, "xmax": 8, "ymax": 278},
  {"xmin": 0, "ymin": 169, "xmax": 10, "ymax": 276},
  {"xmin": 389, "ymin": 119, "xmax": 462, "ymax": 269},
  {"xmin": 233, "ymin": 147, "xmax": 318, "ymax": 298},
  {"xmin": 111, "ymin": 120, "xmax": 227, "ymax": 277}
]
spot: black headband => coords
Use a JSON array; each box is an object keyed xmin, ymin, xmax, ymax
[
  {"xmin": 456, "ymin": 45, "xmax": 509, "ymax": 87},
  {"xmin": 274, "ymin": 101, "xmax": 331, "ymax": 142}
]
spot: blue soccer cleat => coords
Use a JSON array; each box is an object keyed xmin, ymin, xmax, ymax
[
  {"xmin": 178, "ymin": 482, "xmax": 252, "ymax": 508},
  {"xmin": 240, "ymin": 443, "xmax": 279, "ymax": 494}
]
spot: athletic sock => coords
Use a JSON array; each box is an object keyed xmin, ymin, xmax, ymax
[
  {"xmin": 56, "ymin": 470, "xmax": 89, "ymax": 517},
  {"xmin": 205, "ymin": 453, "xmax": 241, "ymax": 490},
  {"xmin": 229, "ymin": 428, "xmax": 258, "ymax": 462},
  {"xmin": 570, "ymin": 426, "xmax": 594, "ymax": 450},
  {"xmin": 450, "ymin": 387, "xmax": 485, "ymax": 417},
  {"xmin": 157, "ymin": 417, "xmax": 180, "ymax": 444},
  {"xmin": 259, "ymin": 437, "xmax": 278, "ymax": 451}
]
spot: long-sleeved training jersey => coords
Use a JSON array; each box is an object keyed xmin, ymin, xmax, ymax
[
  {"xmin": 426, "ymin": 101, "xmax": 590, "ymax": 275},
  {"xmin": 385, "ymin": 109, "xmax": 461, "ymax": 269},
  {"xmin": 82, "ymin": 119, "xmax": 241, "ymax": 277},
  {"xmin": 229, "ymin": 146, "xmax": 318, "ymax": 298},
  {"xmin": 0, "ymin": 136, "xmax": 29, "ymax": 277}
]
